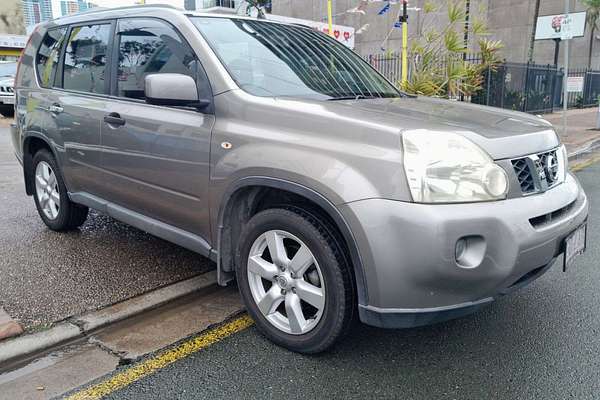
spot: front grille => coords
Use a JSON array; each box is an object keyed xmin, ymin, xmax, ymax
[
  {"xmin": 529, "ymin": 200, "xmax": 576, "ymax": 229},
  {"xmin": 512, "ymin": 158, "xmax": 535, "ymax": 193},
  {"xmin": 511, "ymin": 149, "xmax": 561, "ymax": 195}
]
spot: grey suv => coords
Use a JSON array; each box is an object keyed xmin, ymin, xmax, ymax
[{"xmin": 11, "ymin": 5, "xmax": 589, "ymax": 353}]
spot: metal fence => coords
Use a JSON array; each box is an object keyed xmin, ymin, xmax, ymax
[
  {"xmin": 472, "ymin": 62, "xmax": 562, "ymax": 114},
  {"xmin": 364, "ymin": 51, "xmax": 600, "ymax": 114}
]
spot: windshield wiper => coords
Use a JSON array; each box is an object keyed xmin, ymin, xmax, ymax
[{"xmin": 327, "ymin": 95, "xmax": 377, "ymax": 101}]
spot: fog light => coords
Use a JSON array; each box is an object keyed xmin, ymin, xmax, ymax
[
  {"xmin": 455, "ymin": 235, "xmax": 486, "ymax": 269},
  {"xmin": 483, "ymin": 165, "xmax": 508, "ymax": 198}
]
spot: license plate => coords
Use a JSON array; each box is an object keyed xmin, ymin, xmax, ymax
[
  {"xmin": 564, "ymin": 223, "xmax": 587, "ymax": 271},
  {"xmin": 1, "ymin": 97, "xmax": 14, "ymax": 105}
]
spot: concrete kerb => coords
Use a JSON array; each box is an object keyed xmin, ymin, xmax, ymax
[
  {"xmin": 0, "ymin": 271, "xmax": 218, "ymax": 367},
  {"xmin": 568, "ymin": 138, "xmax": 600, "ymax": 162}
]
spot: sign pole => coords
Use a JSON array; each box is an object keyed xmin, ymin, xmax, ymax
[
  {"xmin": 327, "ymin": 0, "xmax": 334, "ymax": 37},
  {"xmin": 400, "ymin": 0, "xmax": 408, "ymax": 86},
  {"xmin": 562, "ymin": 0, "xmax": 570, "ymax": 137}
]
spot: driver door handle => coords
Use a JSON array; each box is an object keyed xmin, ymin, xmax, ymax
[{"xmin": 104, "ymin": 112, "xmax": 126, "ymax": 127}]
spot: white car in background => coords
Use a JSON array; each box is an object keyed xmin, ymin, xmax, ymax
[{"xmin": 0, "ymin": 62, "xmax": 16, "ymax": 114}]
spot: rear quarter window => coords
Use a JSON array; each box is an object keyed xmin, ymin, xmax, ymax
[{"xmin": 36, "ymin": 27, "xmax": 67, "ymax": 88}]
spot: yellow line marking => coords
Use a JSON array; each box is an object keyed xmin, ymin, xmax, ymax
[
  {"xmin": 571, "ymin": 154, "xmax": 600, "ymax": 172},
  {"xmin": 66, "ymin": 315, "xmax": 254, "ymax": 400}
]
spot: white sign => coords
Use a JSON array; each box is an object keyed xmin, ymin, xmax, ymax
[
  {"xmin": 567, "ymin": 76, "xmax": 584, "ymax": 92},
  {"xmin": 266, "ymin": 14, "xmax": 355, "ymax": 49},
  {"xmin": 535, "ymin": 12, "xmax": 586, "ymax": 40},
  {"xmin": 0, "ymin": 35, "xmax": 27, "ymax": 49}
]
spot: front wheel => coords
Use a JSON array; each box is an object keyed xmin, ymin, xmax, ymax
[{"xmin": 236, "ymin": 208, "xmax": 354, "ymax": 353}]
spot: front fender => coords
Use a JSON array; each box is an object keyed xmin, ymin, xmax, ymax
[{"xmin": 213, "ymin": 175, "xmax": 369, "ymax": 306}]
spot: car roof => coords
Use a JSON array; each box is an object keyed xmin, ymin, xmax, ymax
[{"xmin": 47, "ymin": 4, "xmax": 288, "ymax": 27}]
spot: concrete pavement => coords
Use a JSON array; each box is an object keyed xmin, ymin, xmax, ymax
[{"xmin": 545, "ymin": 108, "xmax": 600, "ymax": 156}]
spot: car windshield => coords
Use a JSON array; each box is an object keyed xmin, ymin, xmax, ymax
[
  {"xmin": 0, "ymin": 62, "xmax": 17, "ymax": 78},
  {"xmin": 189, "ymin": 17, "xmax": 401, "ymax": 100}
]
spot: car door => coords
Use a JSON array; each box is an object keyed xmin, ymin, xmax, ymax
[
  {"xmin": 99, "ymin": 18, "xmax": 214, "ymax": 238},
  {"xmin": 43, "ymin": 21, "xmax": 115, "ymax": 196}
]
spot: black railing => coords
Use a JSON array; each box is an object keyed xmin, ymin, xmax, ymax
[
  {"xmin": 365, "ymin": 51, "xmax": 600, "ymax": 114},
  {"xmin": 472, "ymin": 62, "xmax": 562, "ymax": 114}
]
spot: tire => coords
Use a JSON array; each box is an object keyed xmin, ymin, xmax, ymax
[
  {"xmin": 32, "ymin": 149, "xmax": 88, "ymax": 231},
  {"xmin": 236, "ymin": 207, "xmax": 355, "ymax": 353}
]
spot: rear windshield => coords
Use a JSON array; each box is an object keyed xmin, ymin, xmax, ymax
[{"xmin": 189, "ymin": 17, "xmax": 400, "ymax": 100}]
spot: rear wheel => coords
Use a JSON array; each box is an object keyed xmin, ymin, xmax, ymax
[
  {"xmin": 236, "ymin": 207, "xmax": 354, "ymax": 353},
  {"xmin": 32, "ymin": 149, "xmax": 88, "ymax": 231}
]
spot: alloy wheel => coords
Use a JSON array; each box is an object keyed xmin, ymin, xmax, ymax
[
  {"xmin": 35, "ymin": 161, "xmax": 60, "ymax": 220},
  {"xmin": 247, "ymin": 230, "xmax": 325, "ymax": 335}
]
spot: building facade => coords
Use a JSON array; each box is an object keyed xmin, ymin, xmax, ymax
[
  {"xmin": 58, "ymin": 0, "xmax": 96, "ymax": 17},
  {"xmin": 272, "ymin": 0, "xmax": 596, "ymax": 68},
  {"xmin": 186, "ymin": 0, "xmax": 239, "ymax": 11},
  {"xmin": 0, "ymin": 0, "xmax": 26, "ymax": 36},
  {"xmin": 21, "ymin": 0, "xmax": 53, "ymax": 28}
]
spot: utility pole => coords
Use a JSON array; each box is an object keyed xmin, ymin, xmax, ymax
[
  {"xmin": 400, "ymin": 0, "xmax": 408, "ymax": 86},
  {"xmin": 327, "ymin": 0, "xmax": 334, "ymax": 37},
  {"xmin": 463, "ymin": 0, "xmax": 470, "ymax": 61},
  {"xmin": 528, "ymin": 0, "xmax": 541, "ymax": 62},
  {"xmin": 563, "ymin": 0, "xmax": 570, "ymax": 137}
]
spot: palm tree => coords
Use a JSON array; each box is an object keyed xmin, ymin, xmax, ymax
[{"xmin": 582, "ymin": 0, "xmax": 600, "ymax": 69}]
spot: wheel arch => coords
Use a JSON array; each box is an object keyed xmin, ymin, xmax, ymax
[
  {"xmin": 22, "ymin": 133, "xmax": 59, "ymax": 196},
  {"xmin": 216, "ymin": 176, "xmax": 368, "ymax": 306}
]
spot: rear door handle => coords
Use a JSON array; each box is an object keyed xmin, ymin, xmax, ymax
[
  {"xmin": 104, "ymin": 112, "xmax": 126, "ymax": 127},
  {"xmin": 49, "ymin": 104, "xmax": 63, "ymax": 114}
]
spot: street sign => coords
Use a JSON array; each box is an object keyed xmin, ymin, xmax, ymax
[
  {"xmin": 535, "ymin": 12, "xmax": 586, "ymax": 40},
  {"xmin": 567, "ymin": 76, "xmax": 584, "ymax": 92},
  {"xmin": 266, "ymin": 15, "xmax": 355, "ymax": 49}
]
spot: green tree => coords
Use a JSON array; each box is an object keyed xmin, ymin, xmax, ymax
[
  {"xmin": 581, "ymin": 0, "xmax": 600, "ymax": 69},
  {"xmin": 402, "ymin": 0, "xmax": 503, "ymax": 98}
]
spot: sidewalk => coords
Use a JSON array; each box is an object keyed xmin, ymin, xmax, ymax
[{"xmin": 544, "ymin": 107, "xmax": 600, "ymax": 156}]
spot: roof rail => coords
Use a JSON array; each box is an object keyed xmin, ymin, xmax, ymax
[{"xmin": 53, "ymin": 3, "xmax": 181, "ymax": 21}]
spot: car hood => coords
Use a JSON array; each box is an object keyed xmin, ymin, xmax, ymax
[{"xmin": 315, "ymin": 96, "xmax": 559, "ymax": 160}]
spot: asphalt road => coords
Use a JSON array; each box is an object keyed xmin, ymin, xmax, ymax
[
  {"xmin": 0, "ymin": 126, "xmax": 213, "ymax": 329},
  {"xmin": 102, "ymin": 161, "xmax": 600, "ymax": 400}
]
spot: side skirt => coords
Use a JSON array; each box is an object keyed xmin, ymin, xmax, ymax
[{"xmin": 69, "ymin": 192, "xmax": 217, "ymax": 262}]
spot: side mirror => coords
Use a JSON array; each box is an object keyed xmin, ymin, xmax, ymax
[{"xmin": 144, "ymin": 73, "xmax": 209, "ymax": 108}]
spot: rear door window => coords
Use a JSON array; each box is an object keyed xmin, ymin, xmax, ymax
[
  {"xmin": 36, "ymin": 27, "xmax": 67, "ymax": 88},
  {"xmin": 115, "ymin": 18, "xmax": 197, "ymax": 100},
  {"xmin": 63, "ymin": 24, "xmax": 111, "ymax": 94}
]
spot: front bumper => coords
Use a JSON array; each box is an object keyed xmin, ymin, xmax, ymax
[
  {"xmin": 0, "ymin": 94, "xmax": 14, "ymax": 105},
  {"xmin": 339, "ymin": 172, "xmax": 588, "ymax": 328}
]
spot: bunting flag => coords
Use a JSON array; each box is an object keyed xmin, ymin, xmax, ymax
[{"xmin": 378, "ymin": 3, "xmax": 391, "ymax": 15}]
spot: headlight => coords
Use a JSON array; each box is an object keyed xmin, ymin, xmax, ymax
[
  {"xmin": 402, "ymin": 131, "xmax": 508, "ymax": 203},
  {"xmin": 559, "ymin": 144, "xmax": 569, "ymax": 182}
]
